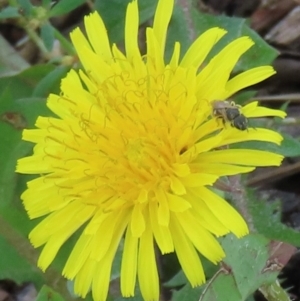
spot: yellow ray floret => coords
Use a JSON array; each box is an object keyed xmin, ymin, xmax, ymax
[{"xmin": 16, "ymin": 0, "xmax": 286, "ymax": 300}]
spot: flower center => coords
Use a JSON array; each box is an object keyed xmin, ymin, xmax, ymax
[
  {"xmin": 125, "ymin": 138, "xmax": 145, "ymax": 165},
  {"xmin": 77, "ymin": 71, "xmax": 210, "ymax": 210}
]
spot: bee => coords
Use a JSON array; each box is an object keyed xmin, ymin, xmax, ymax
[{"xmin": 212, "ymin": 100, "xmax": 248, "ymax": 131}]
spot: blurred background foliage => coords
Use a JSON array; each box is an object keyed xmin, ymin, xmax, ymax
[{"xmin": 0, "ymin": 0, "xmax": 300, "ymax": 301}]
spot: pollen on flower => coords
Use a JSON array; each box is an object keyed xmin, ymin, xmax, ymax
[{"xmin": 16, "ymin": 0, "xmax": 286, "ymax": 300}]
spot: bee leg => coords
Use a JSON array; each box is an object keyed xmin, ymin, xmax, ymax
[{"xmin": 215, "ymin": 116, "xmax": 227, "ymax": 128}]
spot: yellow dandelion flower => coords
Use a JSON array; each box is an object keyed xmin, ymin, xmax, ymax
[{"xmin": 16, "ymin": 0, "xmax": 286, "ymax": 300}]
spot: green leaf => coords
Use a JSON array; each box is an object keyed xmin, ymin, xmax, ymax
[
  {"xmin": 165, "ymin": 5, "xmax": 191, "ymax": 62},
  {"xmin": 200, "ymin": 274, "xmax": 242, "ymax": 301},
  {"xmin": 191, "ymin": 11, "xmax": 278, "ymax": 70},
  {"xmin": 42, "ymin": 0, "xmax": 52, "ymax": 7},
  {"xmin": 248, "ymin": 190, "xmax": 300, "ymax": 246},
  {"xmin": 114, "ymin": 294, "xmax": 145, "ymax": 301},
  {"xmin": 94, "ymin": 0, "xmax": 158, "ymax": 44},
  {"xmin": 220, "ymin": 234, "xmax": 277, "ymax": 299},
  {"xmin": 16, "ymin": 0, "xmax": 33, "ymax": 16},
  {"xmin": 0, "ymin": 70, "xmax": 86, "ymax": 300},
  {"xmin": 0, "ymin": 64, "xmax": 55, "ymax": 99},
  {"xmin": 0, "ymin": 94, "xmax": 40, "ymax": 236},
  {"xmin": 114, "ymin": 286, "xmax": 144, "ymax": 301},
  {"xmin": 233, "ymin": 90, "xmax": 257, "ymax": 104},
  {"xmin": 111, "ymin": 243, "xmax": 123, "ymax": 281},
  {"xmin": 260, "ymin": 281, "xmax": 291, "ymax": 301},
  {"xmin": 0, "ymin": 234, "xmax": 44, "ymax": 286},
  {"xmin": 41, "ymin": 22, "xmax": 55, "ymax": 51},
  {"xmin": 0, "ymin": 7, "xmax": 20, "ymax": 19},
  {"xmin": 0, "ymin": 92, "xmax": 76, "ymax": 273},
  {"xmin": 33, "ymin": 65, "xmax": 69, "ymax": 97},
  {"xmin": 115, "ymin": 295, "xmax": 144, "ymax": 301},
  {"xmin": 233, "ymin": 132, "xmax": 300, "ymax": 157},
  {"xmin": 278, "ymin": 133, "xmax": 300, "ymax": 157},
  {"xmin": 200, "ymin": 234, "xmax": 278, "ymax": 301},
  {"xmin": 165, "ymin": 255, "xmax": 217, "ymax": 288},
  {"xmin": 53, "ymin": 29, "xmax": 75, "ymax": 55},
  {"xmin": 0, "ymin": 94, "xmax": 52, "ymax": 233},
  {"xmin": 172, "ymin": 284, "xmax": 203, "ymax": 301},
  {"xmin": 165, "ymin": 270, "xmax": 188, "ymax": 287},
  {"xmin": 172, "ymin": 234, "xmax": 278, "ymax": 301},
  {"xmin": 49, "ymin": 0, "xmax": 86, "ymax": 17},
  {"xmin": 173, "ymin": 234, "xmax": 278, "ymax": 301},
  {"xmin": 36, "ymin": 286, "xmax": 66, "ymax": 301}
]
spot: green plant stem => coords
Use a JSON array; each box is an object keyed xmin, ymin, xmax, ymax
[
  {"xmin": 7, "ymin": 0, "xmax": 51, "ymax": 58},
  {"xmin": 228, "ymin": 175, "xmax": 255, "ymax": 232},
  {"xmin": 23, "ymin": 23, "xmax": 50, "ymax": 57},
  {"xmin": 0, "ymin": 215, "xmax": 77, "ymax": 301},
  {"xmin": 53, "ymin": 28, "xmax": 75, "ymax": 55}
]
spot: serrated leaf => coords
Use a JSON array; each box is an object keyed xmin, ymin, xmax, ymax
[
  {"xmin": 248, "ymin": 190, "xmax": 300, "ymax": 246},
  {"xmin": 41, "ymin": 22, "xmax": 55, "ymax": 51},
  {"xmin": 49, "ymin": 0, "xmax": 85, "ymax": 17},
  {"xmin": 172, "ymin": 234, "xmax": 277, "ymax": 301},
  {"xmin": 0, "ymin": 7, "xmax": 20, "ymax": 19},
  {"xmin": 36, "ymin": 286, "xmax": 66, "ymax": 301},
  {"xmin": 198, "ymin": 234, "xmax": 278, "ymax": 301},
  {"xmin": 191, "ymin": 11, "xmax": 278, "ymax": 70},
  {"xmin": 94, "ymin": 0, "xmax": 157, "ymax": 44},
  {"xmin": 220, "ymin": 234, "xmax": 278, "ymax": 299}
]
